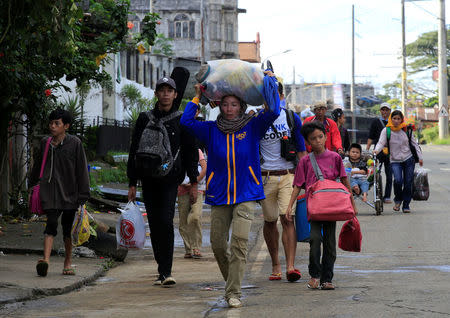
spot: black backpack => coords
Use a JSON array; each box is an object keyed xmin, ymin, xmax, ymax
[
  {"xmin": 269, "ymin": 108, "xmax": 297, "ymax": 162},
  {"xmin": 135, "ymin": 111, "xmax": 182, "ymax": 177}
]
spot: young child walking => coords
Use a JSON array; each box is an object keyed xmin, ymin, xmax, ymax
[
  {"xmin": 286, "ymin": 121, "xmax": 357, "ymax": 290},
  {"xmin": 29, "ymin": 108, "xmax": 90, "ymax": 277},
  {"xmin": 348, "ymin": 143, "xmax": 370, "ymax": 202}
]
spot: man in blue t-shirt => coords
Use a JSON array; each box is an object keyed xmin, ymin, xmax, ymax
[{"xmin": 259, "ymin": 83, "xmax": 307, "ymax": 282}]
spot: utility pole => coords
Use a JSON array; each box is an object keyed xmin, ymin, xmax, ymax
[
  {"xmin": 292, "ymin": 66, "xmax": 296, "ymax": 108},
  {"xmin": 401, "ymin": 0, "xmax": 407, "ymax": 114},
  {"xmin": 200, "ymin": 0, "xmax": 205, "ymax": 64},
  {"xmin": 350, "ymin": 5, "xmax": 356, "ymax": 142},
  {"xmin": 438, "ymin": 0, "xmax": 448, "ymax": 138}
]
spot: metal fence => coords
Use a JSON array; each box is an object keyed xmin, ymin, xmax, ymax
[{"xmin": 70, "ymin": 116, "xmax": 132, "ymax": 156}]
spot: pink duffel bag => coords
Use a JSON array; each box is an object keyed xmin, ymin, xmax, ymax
[
  {"xmin": 29, "ymin": 137, "xmax": 52, "ymax": 215},
  {"xmin": 307, "ymin": 153, "xmax": 355, "ymax": 222}
]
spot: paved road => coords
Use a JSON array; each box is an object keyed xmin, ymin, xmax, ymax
[{"xmin": 2, "ymin": 145, "xmax": 450, "ymax": 317}]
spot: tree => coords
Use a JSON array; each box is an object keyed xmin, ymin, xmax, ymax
[
  {"xmin": 0, "ymin": 0, "xmax": 158, "ymax": 215},
  {"xmin": 406, "ymin": 29, "xmax": 450, "ymax": 74},
  {"xmin": 406, "ymin": 28, "xmax": 450, "ymax": 96}
]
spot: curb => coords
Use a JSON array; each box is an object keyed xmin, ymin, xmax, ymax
[
  {"xmin": 0, "ymin": 247, "xmax": 58, "ymax": 256},
  {"xmin": 0, "ymin": 263, "xmax": 107, "ymax": 306}
]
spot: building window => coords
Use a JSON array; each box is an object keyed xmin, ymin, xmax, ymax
[
  {"xmin": 169, "ymin": 14, "xmax": 195, "ymax": 39},
  {"xmin": 149, "ymin": 63, "xmax": 153, "ymax": 88},
  {"xmin": 143, "ymin": 61, "xmax": 148, "ymax": 87},
  {"xmin": 189, "ymin": 21, "xmax": 195, "ymax": 39},
  {"xmin": 126, "ymin": 51, "xmax": 131, "ymax": 79},
  {"xmin": 210, "ymin": 23, "xmax": 217, "ymax": 40},
  {"xmin": 226, "ymin": 24, "xmax": 233, "ymax": 41}
]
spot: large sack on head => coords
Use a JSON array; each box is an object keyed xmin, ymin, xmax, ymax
[{"xmin": 196, "ymin": 59, "xmax": 264, "ymax": 106}]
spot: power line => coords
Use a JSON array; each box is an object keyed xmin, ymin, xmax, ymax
[{"xmin": 408, "ymin": 1, "xmax": 439, "ymax": 19}]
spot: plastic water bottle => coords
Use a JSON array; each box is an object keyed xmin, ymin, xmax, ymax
[{"xmin": 343, "ymin": 157, "xmax": 352, "ymax": 178}]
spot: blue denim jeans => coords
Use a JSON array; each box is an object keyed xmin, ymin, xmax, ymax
[
  {"xmin": 350, "ymin": 178, "xmax": 369, "ymax": 194},
  {"xmin": 383, "ymin": 158, "xmax": 393, "ymax": 200},
  {"xmin": 391, "ymin": 156, "xmax": 415, "ymax": 210}
]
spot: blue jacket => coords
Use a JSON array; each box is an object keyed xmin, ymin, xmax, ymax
[{"xmin": 181, "ymin": 102, "xmax": 280, "ymax": 206}]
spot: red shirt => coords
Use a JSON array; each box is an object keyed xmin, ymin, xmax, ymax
[{"xmin": 303, "ymin": 116, "xmax": 343, "ymax": 153}]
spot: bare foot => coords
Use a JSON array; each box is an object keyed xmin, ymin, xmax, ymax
[
  {"xmin": 362, "ymin": 193, "xmax": 368, "ymax": 202},
  {"xmin": 352, "ymin": 186, "xmax": 360, "ymax": 195}
]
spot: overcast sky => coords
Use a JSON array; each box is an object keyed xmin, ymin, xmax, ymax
[{"xmin": 238, "ymin": 0, "xmax": 448, "ymax": 94}]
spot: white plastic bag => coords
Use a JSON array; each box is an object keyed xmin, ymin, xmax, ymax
[
  {"xmin": 412, "ymin": 167, "xmax": 430, "ymax": 201},
  {"xmin": 116, "ymin": 201, "xmax": 146, "ymax": 249},
  {"xmin": 196, "ymin": 59, "xmax": 265, "ymax": 106}
]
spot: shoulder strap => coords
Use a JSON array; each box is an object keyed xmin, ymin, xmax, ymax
[
  {"xmin": 160, "ymin": 110, "xmax": 182, "ymax": 124},
  {"xmin": 285, "ymin": 109, "xmax": 296, "ymax": 141},
  {"xmin": 285, "ymin": 109, "xmax": 295, "ymax": 130},
  {"xmin": 379, "ymin": 118, "xmax": 385, "ymax": 127},
  {"xmin": 39, "ymin": 137, "xmax": 53, "ymax": 178},
  {"xmin": 406, "ymin": 125, "xmax": 412, "ymax": 140},
  {"xmin": 270, "ymin": 124, "xmax": 278, "ymax": 134},
  {"xmin": 145, "ymin": 111, "xmax": 154, "ymax": 121},
  {"xmin": 386, "ymin": 127, "xmax": 391, "ymax": 155},
  {"xmin": 308, "ymin": 153, "xmax": 324, "ymax": 181}
]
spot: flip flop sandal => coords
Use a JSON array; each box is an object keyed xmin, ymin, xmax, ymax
[
  {"xmin": 320, "ymin": 282, "xmax": 335, "ymax": 290},
  {"xmin": 36, "ymin": 260, "xmax": 49, "ymax": 277},
  {"xmin": 192, "ymin": 250, "xmax": 203, "ymax": 259},
  {"xmin": 184, "ymin": 253, "xmax": 193, "ymax": 259},
  {"xmin": 269, "ymin": 273, "xmax": 282, "ymax": 281},
  {"xmin": 393, "ymin": 204, "xmax": 401, "ymax": 212},
  {"xmin": 286, "ymin": 269, "xmax": 302, "ymax": 282},
  {"xmin": 307, "ymin": 278, "xmax": 320, "ymax": 289},
  {"xmin": 62, "ymin": 268, "xmax": 75, "ymax": 275}
]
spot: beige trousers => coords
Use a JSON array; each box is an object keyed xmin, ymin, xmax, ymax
[
  {"xmin": 210, "ymin": 201, "xmax": 255, "ymax": 300},
  {"xmin": 178, "ymin": 192, "xmax": 204, "ymax": 254}
]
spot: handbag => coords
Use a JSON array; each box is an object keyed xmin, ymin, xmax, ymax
[
  {"xmin": 338, "ymin": 217, "xmax": 362, "ymax": 252},
  {"xmin": 307, "ymin": 153, "xmax": 355, "ymax": 222},
  {"xmin": 29, "ymin": 137, "xmax": 52, "ymax": 215}
]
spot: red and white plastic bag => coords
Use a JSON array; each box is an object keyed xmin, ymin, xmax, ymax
[{"xmin": 116, "ymin": 201, "xmax": 146, "ymax": 249}]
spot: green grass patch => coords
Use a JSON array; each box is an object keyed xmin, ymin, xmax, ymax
[
  {"xmin": 90, "ymin": 162, "xmax": 128, "ymax": 184},
  {"xmin": 421, "ymin": 124, "xmax": 450, "ymax": 144},
  {"xmin": 432, "ymin": 137, "xmax": 450, "ymax": 145}
]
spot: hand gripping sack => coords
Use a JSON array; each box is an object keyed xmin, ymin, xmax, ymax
[
  {"xmin": 29, "ymin": 137, "xmax": 52, "ymax": 215},
  {"xmin": 195, "ymin": 59, "xmax": 265, "ymax": 106},
  {"xmin": 307, "ymin": 153, "xmax": 355, "ymax": 222},
  {"xmin": 338, "ymin": 217, "xmax": 362, "ymax": 252},
  {"xmin": 71, "ymin": 205, "xmax": 91, "ymax": 246},
  {"xmin": 135, "ymin": 111, "xmax": 182, "ymax": 178},
  {"xmin": 116, "ymin": 201, "xmax": 146, "ymax": 249},
  {"xmin": 412, "ymin": 167, "xmax": 430, "ymax": 201}
]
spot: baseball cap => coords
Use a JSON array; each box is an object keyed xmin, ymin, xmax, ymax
[
  {"xmin": 156, "ymin": 77, "xmax": 176, "ymax": 91},
  {"xmin": 380, "ymin": 102, "xmax": 391, "ymax": 110}
]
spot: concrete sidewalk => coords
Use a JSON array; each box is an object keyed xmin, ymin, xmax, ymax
[
  {"xmin": 0, "ymin": 216, "xmax": 114, "ymax": 306},
  {"xmin": 0, "ymin": 204, "xmax": 220, "ymax": 307}
]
